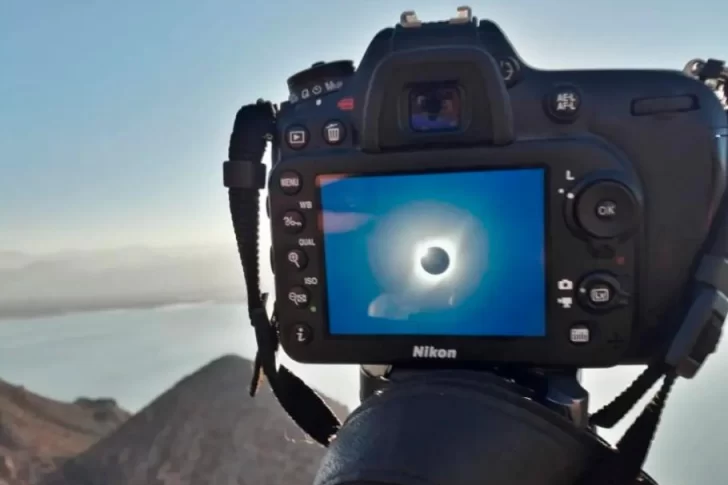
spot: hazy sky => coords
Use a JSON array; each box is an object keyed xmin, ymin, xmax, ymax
[{"xmin": 1, "ymin": 0, "xmax": 725, "ymax": 253}]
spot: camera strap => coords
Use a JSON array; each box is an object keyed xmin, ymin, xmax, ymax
[
  {"xmin": 224, "ymin": 100, "xmax": 341, "ymax": 446},
  {"xmin": 223, "ymin": 99, "xmax": 726, "ymax": 485}
]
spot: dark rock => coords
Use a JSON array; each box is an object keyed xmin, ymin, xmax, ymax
[
  {"xmin": 0, "ymin": 377, "xmax": 129, "ymax": 485},
  {"xmin": 0, "ymin": 453, "xmax": 17, "ymax": 482}
]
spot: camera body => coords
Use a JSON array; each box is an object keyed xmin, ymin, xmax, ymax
[{"xmin": 266, "ymin": 11, "xmax": 728, "ymax": 367}]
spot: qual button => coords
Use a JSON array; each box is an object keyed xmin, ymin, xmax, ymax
[{"xmin": 286, "ymin": 249, "xmax": 308, "ymax": 271}]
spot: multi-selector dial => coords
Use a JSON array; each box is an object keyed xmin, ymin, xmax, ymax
[
  {"xmin": 575, "ymin": 181, "xmax": 640, "ymax": 239},
  {"xmin": 568, "ymin": 179, "xmax": 640, "ymax": 240}
]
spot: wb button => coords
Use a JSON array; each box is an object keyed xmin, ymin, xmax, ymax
[{"xmin": 595, "ymin": 199, "xmax": 617, "ymax": 220}]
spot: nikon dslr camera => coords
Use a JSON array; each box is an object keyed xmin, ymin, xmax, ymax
[{"xmin": 264, "ymin": 7, "xmax": 728, "ymax": 367}]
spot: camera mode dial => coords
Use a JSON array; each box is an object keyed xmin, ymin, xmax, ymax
[{"xmin": 287, "ymin": 60, "xmax": 355, "ymax": 104}]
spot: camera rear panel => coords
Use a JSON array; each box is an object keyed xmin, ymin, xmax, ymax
[
  {"xmin": 269, "ymin": 141, "xmax": 641, "ymax": 367},
  {"xmin": 268, "ymin": 16, "xmax": 728, "ymax": 367}
]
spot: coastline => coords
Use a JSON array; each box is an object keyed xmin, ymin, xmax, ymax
[{"xmin": 0, "ymin": 295, "xmax": 246, "ymax": 322}]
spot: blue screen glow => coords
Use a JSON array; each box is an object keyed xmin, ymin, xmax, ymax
[{"xmin": 318, "ymin": 168, "xmax": 547, "ymax": 337}]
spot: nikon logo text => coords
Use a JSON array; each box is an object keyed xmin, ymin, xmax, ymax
[{"xmin": 412, "ymin": 345, "xmax": 457, "ymax": 359}]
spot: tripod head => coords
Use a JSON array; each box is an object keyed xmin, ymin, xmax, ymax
[
  {"xmin": 221, "ymin": 8, "xmax": 728, "ymax": 485},
  {"xmin": 318, "ymin": 368, "xmax": 656, "ymax": 485},
  {"xmin": 359, "ymin": 364, "xmax": 590, "ymax": 428}
]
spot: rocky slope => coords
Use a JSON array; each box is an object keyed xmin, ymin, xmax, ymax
[
  {"xmin": 0, "ymin": 380, "xmax": 129, "ymax": 485},
  {"xmin": 1, "ymin": 355, "xmax": 346, "ymax": 485}
]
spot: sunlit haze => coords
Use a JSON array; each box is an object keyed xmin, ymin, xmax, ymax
[{"xmin": 1, "ymin": 0, "xmax": 725, "ymax": 253}]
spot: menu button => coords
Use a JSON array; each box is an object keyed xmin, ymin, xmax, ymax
[{"xmin": 279, "ymin": 171, "xmax": 302, "ymax": 195}]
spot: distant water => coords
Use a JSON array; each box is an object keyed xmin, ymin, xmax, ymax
[
  {"xmin": 0, "ymin": 303, "xmax": 726, "ymax": 484},
  {"xmin": 0, "ymin": 303, "xmax": 361, "ymax": 411}
]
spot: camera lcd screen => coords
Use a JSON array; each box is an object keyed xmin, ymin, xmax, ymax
[
  {"xmin": 408, "ymin": 83, "xmax": 461, "ymax": 132},
  {"xmin": 317, "ymin": 168, "xmax": 547, "ymax": 337}
]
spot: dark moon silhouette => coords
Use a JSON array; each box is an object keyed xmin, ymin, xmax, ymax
[{"xmin": 420, "ymin": 246, "xmax": 450, "ymax": 275}]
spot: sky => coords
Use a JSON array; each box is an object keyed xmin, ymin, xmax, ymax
[{"xmin": 1, "ymin": 0, "xmax": 726, "ymax": 253}]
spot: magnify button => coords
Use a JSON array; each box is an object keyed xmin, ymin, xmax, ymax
[{"xmin": 286, "ymin": 249, "xmax": 308, "ymax": 271}]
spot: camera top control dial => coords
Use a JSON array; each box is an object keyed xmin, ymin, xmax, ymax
[{"xmin": 286, "ymin": 60, "xmax": 355, "ymax": 104}]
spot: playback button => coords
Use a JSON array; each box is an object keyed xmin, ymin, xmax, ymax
[
  {"xmin": 286, "ymin": 249, "xmax": 308, "ymax": 271},
  {"xmin": 285, "ymin": 125, "xmax": 309, "ymax": 150}
]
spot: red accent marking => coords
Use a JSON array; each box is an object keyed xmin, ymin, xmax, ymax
[{"xmin": 337, "ymin": 97, "xmax": 354, "ymax": 110}]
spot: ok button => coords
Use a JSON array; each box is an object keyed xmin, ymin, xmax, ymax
[{"xmin": 595, "ymin": 200, "xmax": 618, "ymax": 220}]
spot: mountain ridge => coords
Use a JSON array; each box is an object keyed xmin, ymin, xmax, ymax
[{"xmin": 1, "ymin": 354, "xmax": 345, "ymax": 485}]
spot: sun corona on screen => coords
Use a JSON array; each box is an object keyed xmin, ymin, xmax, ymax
[{"xmin": 413, "ymin": 238, "xmax": 458, "ymax": 283}]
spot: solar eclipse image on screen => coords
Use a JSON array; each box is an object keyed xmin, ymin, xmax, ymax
[{"xmin": 317, "ymin": 168, "xmax": 547, "ymax": 338}]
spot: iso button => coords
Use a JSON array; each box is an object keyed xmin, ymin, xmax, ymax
[
  {"xmin": 575, "ymin": 181, "xmax": 639, "ymax": 239},
  {"xmin": 288, "ymin": 286, "xmax": 310, "ymax": 309},
  {"xmin": 279, "ymin": 171, "xmax": 302, "ymax": 195}
]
